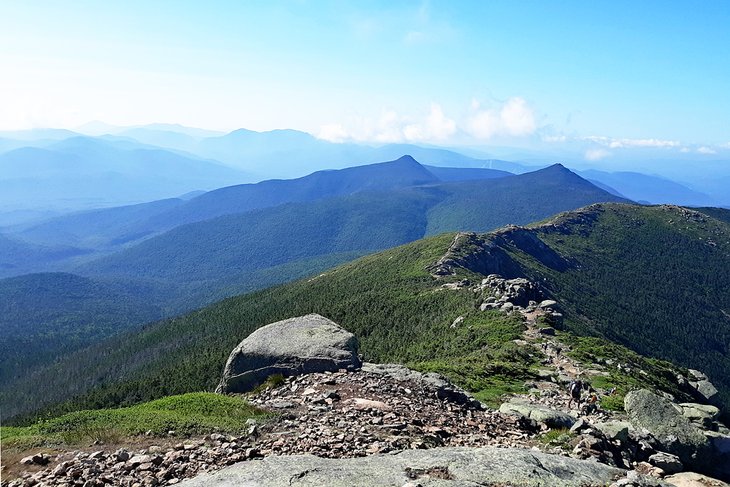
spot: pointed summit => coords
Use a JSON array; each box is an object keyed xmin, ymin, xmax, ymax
[{"xmin": 394, "ymin": 154, "xmax": 419, "ymax": 165}]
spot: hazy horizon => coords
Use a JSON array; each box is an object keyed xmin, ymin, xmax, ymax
[{"xmin": 2, "ymin": 1, "xmax": 729, "ymax": 161}]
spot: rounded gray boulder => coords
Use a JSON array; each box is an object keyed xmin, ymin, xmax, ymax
[{"xmin": 216, "ymin": 314, "xmax": 361, "ymax": 394}]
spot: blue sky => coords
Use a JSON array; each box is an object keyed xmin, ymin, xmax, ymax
[{"xmin": 2, "ymin": 1, "xmax": 729, "ymax": 152}]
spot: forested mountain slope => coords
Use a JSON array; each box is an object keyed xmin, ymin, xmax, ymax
[
  {"xmin": 0, "ymin": 273, "xmax": 167, "ymax": 384},
  {"xmin": 6, "ymin": 203, "xmax": 728, "ymax": 424},
  {"xmin": 440, "ymin": 203, "xmax": 730, "ymax": 408},
  {"xmin": 14, "ymin": 156, "xmax": 439, "ymax": 252},
  {"xmin": 79, "ymin": 164, "xmax": 625, "ymax": 290},
  {"xmin": 1, "ymin": 163, "xmax": 625, "ymax": 416}
]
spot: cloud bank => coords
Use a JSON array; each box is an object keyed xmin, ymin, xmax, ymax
[
  {"xmin": 317, "ymin": 104, "xmax": 457, "ymax": 144},
  {"xmin": 317, "ymin": 98, "xmax": 536, "ymax": 144},
  {"xmin": 467, "ymin": 97, "xmax": 536, "ymax": 139}
]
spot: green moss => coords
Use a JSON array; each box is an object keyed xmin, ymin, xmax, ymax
[
  {"xmin": 600, "ymin": 393, "xmax": 625, "ymax": 412},
  {"xmin": 407, "ymin": 313, "xmax": 539, "ymax": 408},
  {"xmin": 537, "ymin": 428, "xmax": 574, "ymax": 450},
  {"xmin": 250, "ymin": 373, "xmax": 286, "ymax": 395},
  {"xmin": 2, "ymin": 393, "xmax": 265, "ymax": 448}
]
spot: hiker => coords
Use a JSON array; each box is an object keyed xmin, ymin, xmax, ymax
[
  {"xmin": 582, "ymin": 392, "xmax": 599, "ymax": 414},
  {"xmin": 568, "ymin": 379, "xmax": 583, "ymax": 408}
]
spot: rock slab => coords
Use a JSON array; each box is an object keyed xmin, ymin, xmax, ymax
[
  {"xmin": 664, "ymin": 472, "xmax": 730, "ymax": 487},
  {"xmin": 216, "ymin": 314, "xmax": 360, "ymax": 393},
  {"xmin": 624, "ymin": 389, "xmax": 710, "ymax": 470},
  {"xmin": 177, "ymin": 446, "xmax": 625, "ymax": 487},
  {"xmin": 499, "ymin": 399, "xmax": 576, "ymax": 429}
]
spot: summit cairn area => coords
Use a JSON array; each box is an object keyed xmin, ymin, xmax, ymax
[{"xmin": 216, "ymin": 314, "xmax": 361, "ymax": 394}]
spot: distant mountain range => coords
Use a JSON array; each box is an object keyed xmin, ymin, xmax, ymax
[
  {"xmin": 17, "ymin": 158, "xmax": 626, "ymax": 292},
  {"xmin": 0, "ymin": 136, "xmax": 251, "ymax": 214},
  {"xmin": 1, "ymin": 125, "xmax": 727, "ymax": 226},
  {"xmin": 579, "ymin": 169, "xmax": 717, "ymax": 206},
  {"xmin": 0, "ymin": 233, "xmax": 90, "ymax": 275},
  {"xmin": 5, "ymin": 157, "xmax": 535, "ymax": 269},
  {"xmin": 79, "ymin": 161, "xmax": 613, "ymax": 284},
  {"xmin": 0, "ymin": 158, "xmax": 626, "ymax": 404}
]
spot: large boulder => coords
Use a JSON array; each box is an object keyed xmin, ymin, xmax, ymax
[
  {"xmin": 679, "ymin": 402, "xmax": 721, "ymax": 430},
  {"xmin": 687, "ymin": 369, "xmax": 721, "ymax": 406},
  {"xmin": 594, "ymin": 420, "xmax": 632, "ymax": 443},
  {"xmin": 499, "ymin": 399, "xmax": 576, "ymax": 429},
  {"xmin": 648, "ymin": 452, "xmax": 683, "ymax": 475},
  {"xmin": 177, "ymin": 446, "xmax": 625, "ymax": 487},
  {"xmin": 216, "ymin": 314, "xmax": 360, "ymax": 394},
  {"xmin": 624, "ymin": 389, "xmax": 711, "ymax": 470}
]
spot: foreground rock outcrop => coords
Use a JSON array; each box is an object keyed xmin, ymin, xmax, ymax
[
  {"xmin": 176, "ymin": 446, "xmax": 625, "ymax": 487},
  {"xmin": 624, "ymin": 389, "xmax": 730, "ymax": 480},
  {"xmin": 7, "ymin": 313, "xmax": 730, "ymax": 486},
  {"xmin": 664, "ymin": 472, "xmax": 730, "ymax": 487},
  {"xmin": 216, "ymin": 314, "xmax": 361, "ymax": 393},
  {"xmin": 625, "ymin": 390, "xmax": 711, "ymax": 469}
]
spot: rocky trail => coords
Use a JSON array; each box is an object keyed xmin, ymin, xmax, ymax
[
  {"xmin": 1, "ymin": 364, "xmax": 542, "ymax": 487},
  {"xmin": 4, "ymin": 291, "xmax": 730, "ymax": 486}
]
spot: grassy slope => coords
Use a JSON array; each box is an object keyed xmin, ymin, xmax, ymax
[
  {"xmin": 7, "ymin": 235, "xmax": 526, "ymax": 420},
  {"xmin": 3, "ymin": 165, "xmax": 626, "ymax": 417},
  {"xmin": 1, "ymin": 393, "xmax": 264, "ymax": 449},
  {"xmin": 500, "ymin": 204, "xmax": 730, "ymax": 408}
]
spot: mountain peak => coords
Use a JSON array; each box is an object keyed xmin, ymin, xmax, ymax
[
  {"xmin": 395, "ymin": 154, "xmax": 419, "ymax": 164},
  {"xmin": 526, "ymin": 163, "xmax": 600, "ymax": 183}
]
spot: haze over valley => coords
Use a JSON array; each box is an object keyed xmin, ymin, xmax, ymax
[{"xmin": 2, "ymin": 2, "xmax": 730, "ymax": 486}]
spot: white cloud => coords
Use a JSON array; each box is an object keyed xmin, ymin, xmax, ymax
[
  {"xmin": 500, "ymin": 98, "xmax": 536, "ymax": 136},
  {"xmin": 316, "ymin": 103, "xmax": 456, "ymax": 144},
  {"xmin": 317, "ymin": 123, "xmax": 350, "ymax": 143},
  {"xmin": 467, "ymin": 109, "xmax": 500, "ymax": 139},
  {"xmin": 585, "ymin": 148, "xmax": 611, "ymax": 161},
  {"xmin": 542, "ymin": 135, "xmax": 567, "ymax": 143},
  {"xmin": 697, "ymin": 146, "xmax": 717, "ymax": 154},
  {"xmin": 583, "ymin": 136, "xmax": 680, "ymax": 149},
  {"xmin": 371, "ymin": 110, "xmax": 404, "ymax": 143},
  {"xmin": 403, "ymin": 103, "xmax": 456, "ymax": 141},
  {"xmin": 467, "ymin": 97, "xmax": 536, "ymax": 140}
]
